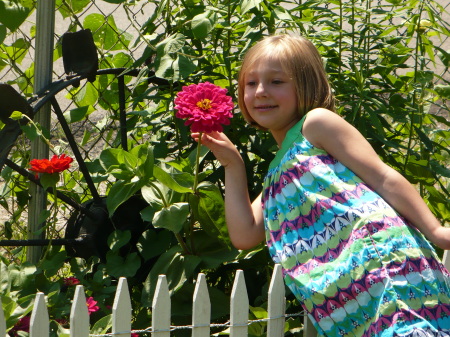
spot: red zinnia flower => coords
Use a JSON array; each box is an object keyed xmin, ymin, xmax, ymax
[
  {"xmin": 63, "ymin": 277, "xmax": 80, "ymax": 286},
  {"xmin": 174, "ymin": 82, "xmax": 234, "ymax": 133},
  {"xmin": 8, "ymin": 316, "xmax": 30, "ymax": 337},
  {"xmin": 29, "ymin": 154, "xmax": 74, "ymax": 175},
  {"xmin": 86, "ymin": 297, "xmax": 100, "ymax": 315}
]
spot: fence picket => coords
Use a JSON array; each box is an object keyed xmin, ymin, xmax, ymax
[
  {"xmin": 30, "ymin": 292, "xmax": 48, "ymax": 337},
  {"xmin": 70, "ymin": 285, "xmax": 89, "ymax": 337},
  {"xmin": 267, "ymin": 264, "xmax": 285, "ymax": 337},
  {"xmin": 113, "ymin": 277, "xmax": 131, "ymax": 337},
  {"xmin": 0, "ymin": 297, "xmax": 5, "ymax": 337},
  {"xmin": 304, "ymin": 316, "xmax": 317, "ymax": 337},
  {"xmin": 230, "ymin": 270, "xmax": 248, "ymax": 337},
  {"xmin": 443, "ymin": 250, "xmax": 450, "ymax": 271},
  {"xmin": 192, "ymin": 273, "xmax": 210, "ymax": 337},
  {"xmin": 152, "ymin": 275, "xmax": 170, "ymax": 337},
  {"xmin": 17, "ymin": 260, "xmax": 450, "ymax": 337}
]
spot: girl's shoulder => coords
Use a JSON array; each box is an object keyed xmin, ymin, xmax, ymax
[{"xmin": 302, "ymin": 108, "xmax": 347, "ymax": 150}]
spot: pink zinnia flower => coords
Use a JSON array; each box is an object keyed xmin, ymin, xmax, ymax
[
  {"xmin": 174, "ymin": 82, "xmax": 234, "ymax": 133},
  {"xmin": 86, "ymin": 297, "xmax": 100, "ymax": 315},
  {"xmin": 63, "ymin": 277, "xmax": 80, "ymax": 286}
]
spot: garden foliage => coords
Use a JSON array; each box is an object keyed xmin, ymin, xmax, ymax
[{"xmin": 0, "ymin": 0, "xmax": 449, "ymax": 336}]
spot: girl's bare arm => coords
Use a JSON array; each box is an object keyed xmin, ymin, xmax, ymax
[
  {"xmin": 303, "ymin": 108, "xmax": 450, "ymax": 250},
  {"xmin": 192, "ymin": 132, "xmax": 265, "ymax": 250}
]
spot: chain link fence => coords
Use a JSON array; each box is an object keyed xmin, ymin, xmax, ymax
[
  {"xmin": 1, "ymin": 0, "xmax": 449, "ymax": 241},
  {"xmin": 0, "ymin": 1, "xmax": 158, "ymax": 238}
]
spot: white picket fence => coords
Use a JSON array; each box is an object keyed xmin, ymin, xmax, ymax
[{"xmin": 1, "ymin": 251, "xmax": 450, "ymax": 337}]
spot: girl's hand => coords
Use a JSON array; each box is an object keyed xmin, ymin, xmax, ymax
[{"xmin": 191, "ymin": 131, "xmax": 243, "ymax": 168}]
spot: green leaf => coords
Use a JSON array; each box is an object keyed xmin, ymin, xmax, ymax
[
  {"xmin": 0, "ymin": 24, "xmax": 6, "ymax": 44},
  {"xmin": 154, "ymin": 52, "xmax": 197, "ymax": 81},
  {"xmin": 9, "ymin": 111, "xmax": 23, "ymax": 120},
  {"xmin": 37, "ymin": 209, "xmax": 51, "ymax": 228},
  {"xmin": 101, "ymin": 0, "xmax": 126, "ymax": 3},
  {"xmin": 191, "ymin": 11, "xmax": 216, "ymax": 39},
  {"xmin": 434, "ymin": 85, "xmax": 450, "ymax": 99},
  {"xmin": 8, "ymin": 263, "xmax": 37, "ymax": 293},
  {"xmin": 156, "ymin": 33, "xmax": 185, "ymax": 54},
  {"xmin": 153, "ymin": 202, "xmax": 189, "ymax": 233},
  {"xmin": 106, "ymin": 180, "xmax": 144, "ymax": 216},
  {"xmin": 416, "ymin": 70, "xmax": 434, "ymax": 84},
  {"xmin": 40, "ymin": 249, "xmax": 67, "ymax": 277},
  {"xmin": 153, "ymin": 166, "xmax": 193, "ymax": 194},
  {"xmin": 100, "ymin": 148, "xmax": 139, "ymax": 175},
  {"xmin": 141, "ymin": 184, "xmax": 165, "ymax": 208},
  {"xmin": 111, "ymin": 52, "xmax": 132, "ymax": 68},
  {"xmin": 192, "ymin": 231, "xmax": 239, "ymax": 269},
  {"xmin": 241, "ymin": 0, "xmax": 263, "ymax": 14},
  {"xmin": 20, "ymin": 123, "xmax": 40, "ymax": 141},
  {"xmin": 83, "ymin": 13, "xmax": 132, "ymax": 51},
  {"xmin": 90, "ymin": 314, "xmax": 112, "ymax": 335},
  {"xmin": 154, "ymin": 34, "xmax": 196, "ymax": 80},
  {"xmin": 194, "ymin": 182, "xmax": 230, "ymax": 247},
  {"xmin": 56, "ymin": 0, "xmax": 90, "ymax": 18},
  {"xmin": 141, "ymin": 246, "xmax": 179, "ymax": 306},
  {"xmin": 100, "ymin": 148, "xmax": 123, "ymax": 168},
  {"xmin": 105, "ymin": 251, "xmax": 141, "ymax": 278},
  {"xmin": 430, "ymin": 160, "xmax": 450, "ymax": 178},
  {"xmin": 107, "ymin": 230, "xmax": 132, "ymax": 252},
  {"xmin": 130, "ymin": 143, "xmax": 154, "ymax": 180},
  {"xmin": 136, "ymin": 229, "xmax": 173, "ymax": 261},
  {"xmin": 72, "ymin": 82, "xmax": 98, "ymax": 107},
  {"xmin": 63, "ymin": 106, "xmax": 92, "ymax": 123},
  {"xmin": 141, "ymin": 246, "xmax": 201, "ymax": 306},
  {"xmin": 40, "ymin": 173, "xmax": 60, "ymax": 190},
  {"xmin": 0, "ymin": 0, "xmax": 31, "ymax": 32},
  {"xmin": 404, "ymin": 159, "xmax": 434, "ymax": 184}
]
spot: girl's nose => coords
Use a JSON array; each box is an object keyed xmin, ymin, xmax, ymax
[{"xmin": 255, "ymin": 82, "xmax": 267, "ymax": 97}]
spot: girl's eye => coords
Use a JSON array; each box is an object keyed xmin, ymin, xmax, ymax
[
  {"xmin": 246, "ymin": 81, "xmax": 256, "ymax": 86},
  {"xmin": 272, "ymin": 80, "xmax": 283, "ymax": 84}
]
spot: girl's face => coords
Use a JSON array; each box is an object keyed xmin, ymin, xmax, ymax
[{"xmin": 243, "ymin": 59, "xmax": 299, "ymax": 143}]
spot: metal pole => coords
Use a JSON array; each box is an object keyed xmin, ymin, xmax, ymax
[{"xmin": 28, "ymin": 0, "xmax": 56, "ymax": 263}]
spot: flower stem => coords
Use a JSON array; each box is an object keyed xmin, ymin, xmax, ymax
[
  {"xmin": 193, "ymin": 132, "xmax": 202, "ymax": 192},
  {"xmin": 175, "ymin": 232, "xmax": 191, "ymax": 255}
]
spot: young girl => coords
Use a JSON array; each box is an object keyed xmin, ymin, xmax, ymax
[{"xmin": 192, "ymin": 34, "xmax": 450, "ymax": 336}]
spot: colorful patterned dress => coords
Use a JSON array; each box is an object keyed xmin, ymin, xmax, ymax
[{"xmin": 262, "ymin": 115, "xmax": 450, "ymax": 336}]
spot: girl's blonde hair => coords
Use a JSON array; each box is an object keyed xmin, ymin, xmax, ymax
[{"xmin": 238, "ymin": 34, "xmax": 335, "ymax": 130}]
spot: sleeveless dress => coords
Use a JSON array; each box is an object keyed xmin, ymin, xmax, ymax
[{"xmin": 262, "ymin": 115, "xmax": 450, "ymax": 336}]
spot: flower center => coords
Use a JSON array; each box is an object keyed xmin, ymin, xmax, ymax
[{"xmin": 196, "ymin": 99, "xmax": 212, "ymax": 110}]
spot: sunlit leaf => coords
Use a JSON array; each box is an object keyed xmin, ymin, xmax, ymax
[
  {"xmin": 106, "ymin": 180, "xmax": 144, "ymax": 216},
  {"xmin": 0, "ymin": 0, "xmax": 31, "ymax": 32},
  {"xmin": 153, "ymin": 202, "xmax": 189, "ymax": 233},
  {"xmin": 241, "ymin": 0, "xmax": 263, "ymax": 14},
  {"xmin": 56, "ymin": 0, "xmax": 90, "ymax": 18},
  {"xmin": 153, "ymin": 166, "xmax": 193, "ymax": 194},
  {"xmin": 63, "ymin": 105, "xmax": 92, "ymax": 123},
  {"xmin": 191, "ymin": 11, "xmax": 217, "ymax": 39}
]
